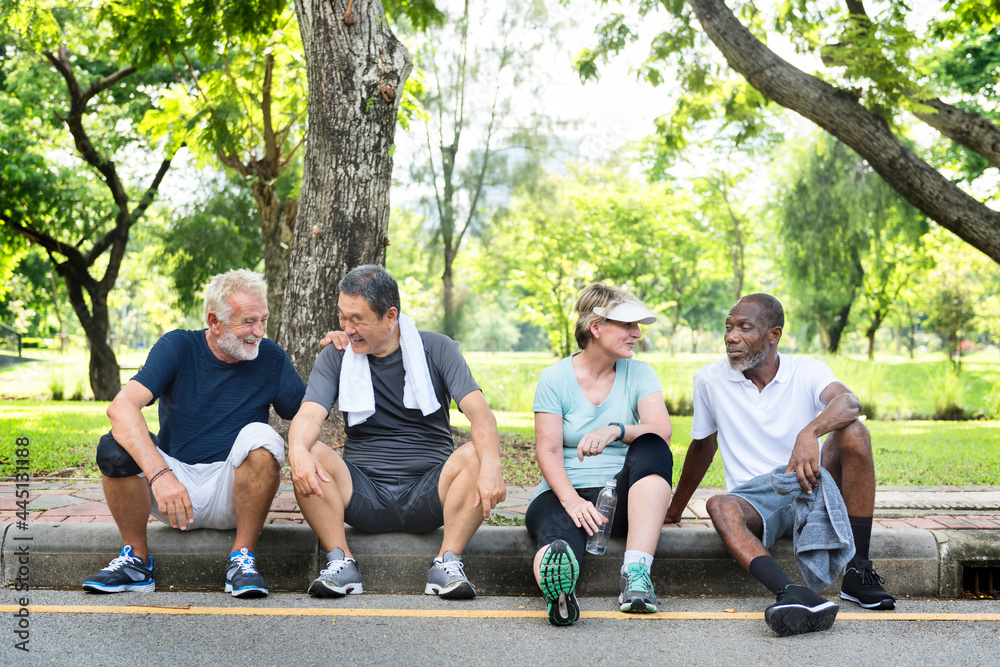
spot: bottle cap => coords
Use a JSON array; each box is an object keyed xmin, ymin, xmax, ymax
[{"xmin": 606, "ymin": 479, "xmax": 617, "ymax": 488}]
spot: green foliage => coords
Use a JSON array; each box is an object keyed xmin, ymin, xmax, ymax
[
  {"xmin": 157, "ymin": 173, "xmax": 264, "ymax": 314},
  {"xmin": 775, "ymin": 133, "xmax": 928, "ymax": 353},
  {"xmin": 486, "ymin": 165, "xmax": 727, "ymax": 357}
]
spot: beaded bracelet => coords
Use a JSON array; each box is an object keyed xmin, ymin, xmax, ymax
[{"xmin": 148, "ymin": 467, "xmax": 173, "ymax": 486}]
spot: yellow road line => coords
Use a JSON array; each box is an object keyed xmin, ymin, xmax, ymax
[{"xmin": 3, "ymin": 606, "xmax": 999, "ymax": 621}]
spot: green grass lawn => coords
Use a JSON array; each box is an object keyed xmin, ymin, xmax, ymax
[
  {"xmin": 6, "ymin": 403, "xmax": 1000, "ymax": 486},
  {"xmin": 3, "ymin": 347, "xmax": 999, "ymax": 485}
]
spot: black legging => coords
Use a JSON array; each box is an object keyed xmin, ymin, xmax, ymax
[{"xmin": 526, "ymin": 433, "xmax": 673, "ymax": 559}]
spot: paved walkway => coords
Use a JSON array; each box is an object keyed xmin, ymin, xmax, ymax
[{"xmin": 4, "ymin": 479, "xmax": 1000, "ymax": 530}]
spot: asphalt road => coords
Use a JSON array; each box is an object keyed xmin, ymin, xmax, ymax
[{"xmin": 3, "ymin": 591, "xmax": 999, "ymax": 666}]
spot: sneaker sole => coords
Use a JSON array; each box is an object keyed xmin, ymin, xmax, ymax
[
  {"xmin": 765, "ymin": 601, "xmax": 839, "ymax": 637},
  {"xmin": 308, "ymin": 580, "xmax": 363, "ymax": 598},
  {"xmin": 619, "ymin": 596, "xmax": 658, "ymax": 613},
  {"xmin": 225, "ymin": 582, "xmax": 268, "ymax": 599},
  {"xmin": 840, "ymin": 591, "xmax": 896, "ymax": 610},
  {"xmin": 547, "ymin": 592, "xmax": 580, "ymax": 627},
  {"xmin": 425, "ymin": 581, "xmax": 476, "ymax": 599},
  {"xmin": 540, "ymin": 541, "xmax": 579, "ymax": 626},
  {"xmin": 82, "ymin": 581, "xmax": 156, "ymax": 594}
]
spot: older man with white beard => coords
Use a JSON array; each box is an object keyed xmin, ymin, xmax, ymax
[
  {"xmin": 83, "ymin": 269, "xmax": 306, "ymax": 599},
  {"xmin": 666, "ymin": 293, "xmax": 894, "ymax": 638}
]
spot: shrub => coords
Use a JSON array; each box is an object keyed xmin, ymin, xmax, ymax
[
  {"xmin": 665, "ymin": 392, "xmax": 694, "ymax": 417},
  {"xmin": 48, "ymin": 377, "xmax": 65, "ymax": 401}
]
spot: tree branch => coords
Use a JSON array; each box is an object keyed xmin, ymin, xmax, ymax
[
  {"xmin": 686, "ymin": 0, "xmax": 1000, "ymax": 264},
  {"xmin": 913, "ymin": 99, "xmax": 1000, "ymax": 170}
]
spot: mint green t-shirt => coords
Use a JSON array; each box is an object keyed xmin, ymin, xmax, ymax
[{"xmin": 531, "ymin": 355, "xmax": 662, "ymax": 499}]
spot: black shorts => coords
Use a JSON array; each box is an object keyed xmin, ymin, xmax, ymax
[
  {"xmin": 525, "ymin": 433, "xmax": 673, "ymax": 559},
  {"xmin": 343, "ymin": 459, "xmax": 446, "ymax": 533}
]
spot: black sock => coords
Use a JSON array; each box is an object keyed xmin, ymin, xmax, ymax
[
  {"xmin": 748, "ymin": 555, "xmax": 794, "ymax": 595},
  {"xmin": 849, "ymin": 515, "xmax": 873, "ymax": 563}
]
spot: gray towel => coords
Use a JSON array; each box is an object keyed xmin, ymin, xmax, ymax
[{"xmin": 770, "ymin": 465, "xmax": 856, "ymax": 592}]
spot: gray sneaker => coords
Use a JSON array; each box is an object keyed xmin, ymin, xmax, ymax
[
  {"xmin": 619, "ymin": 561, "xmax": 658, "ymax": 613},
  {"xmin": 308, "ymin": 547, "xmax": 363, "ymax": 598},
  {"xmin": 424, "ymin": 551, "xmax": 476, "ymax": 599}
]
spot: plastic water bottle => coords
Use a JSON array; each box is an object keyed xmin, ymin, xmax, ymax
[{"xmin": 585, "ymin": 479, "xmax": 618, "ymax": 555}]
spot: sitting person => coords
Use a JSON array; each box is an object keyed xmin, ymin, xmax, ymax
[
  {"xmin": 666, "ymin": 293, "xmax": 895, "ymax": 638},
  {"xmin": 526, "ymin": 283, "xmax": 673, "ymax": 626},
  {"xmin": 287, "ymin": 264, "xmax": 505, "ymax": 600},
  {"xmin": 83, "ymin": 269, "xmax": 306, "ymax": 598}
]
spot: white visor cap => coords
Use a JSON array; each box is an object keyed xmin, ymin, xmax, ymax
[{"xmin": 593, "ymin": 302, "xmax": 657, "ymax": 325}]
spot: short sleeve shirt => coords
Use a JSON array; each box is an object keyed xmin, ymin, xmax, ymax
[
  {"xmin": 690, "ymin": 354, "xmax": 837, "ymax": 490},
  {"xmin": 532, "ymin": 356, "xmax": 662, "ymax": 497},
  {"xmin": 133, "ymin": 329, "xmax": 306, "ymax": 465},
  {"xmin": 302, "ymin": 331, "xmax": 480, "ymax": 480}
]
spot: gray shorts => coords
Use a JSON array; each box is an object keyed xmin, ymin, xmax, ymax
[
  {"xmin": 343, "ymin": 460, "xmax": 445, "ymax": 533},
  {"xmin": 727, "ymin": 472, "xmax": 795, "ymax": 549}
]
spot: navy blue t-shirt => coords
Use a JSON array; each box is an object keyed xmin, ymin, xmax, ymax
[{"xmin": 133, "ymin": 329, "xmax": 306, "ymax": 465}]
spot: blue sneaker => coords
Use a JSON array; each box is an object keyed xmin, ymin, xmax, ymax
[
  {"xmin": 83, "ymin": 546, "xmax": 155, "ymax": 593},
  {"xmin": 539, "ymin": 540, "xmax": 580, "ymax": 626},
  {"xmin": 225, "ymin": 548, "xmax": 269, "ymax": 598}
]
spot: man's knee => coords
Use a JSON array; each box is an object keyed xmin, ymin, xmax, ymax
[
  {"xmin": 448, "ymin": 442, "xmax": 481, "ymax": 472},
  {"xmin": 96, "ymin": 432, "xmax": 143, "ymax": 478},
  {"xmin": 831, "ymin": 419, "xmax": 872, "ymax": 459},
  {"xmin": 706, "ymin": 494, "xmax": 751, "ymax": 524}
]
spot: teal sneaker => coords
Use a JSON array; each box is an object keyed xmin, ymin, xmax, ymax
[
  {"xmin": 619, "ymin": 561, "xmax": 658, "ymax": 613},
  {"xmin": 539, "ymin": 540, "xmax": 580, "ymax": 626}
]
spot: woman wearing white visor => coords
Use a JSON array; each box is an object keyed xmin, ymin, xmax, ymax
[{"xmin": 526, "ymin": 283, "xmax": 673, "ymax": 625}]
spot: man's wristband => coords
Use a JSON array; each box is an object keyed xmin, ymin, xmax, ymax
[
  {"xmin": 609, "ymin": 422, "xmax": 625, "ymax": 442},
  {"xmin": 148, "ymin": 467, "xmax": 173, "ymax": 486}
]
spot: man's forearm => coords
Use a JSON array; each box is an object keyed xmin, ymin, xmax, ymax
[
  {"xmin": 667, "ymin": 438, "xmax": 717, "ymax": 519},
  {"xmin": 805, "ymin": 392, "xmax": 861, "ymax": 440}
]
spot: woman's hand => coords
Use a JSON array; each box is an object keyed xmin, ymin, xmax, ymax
[
  {"xmin": 576, "ymin": 425, "xmax": 621, "ymax": 462},
  {"xmin": 561, "ymin": 493, "xmax": 607, "ymax": 537}
]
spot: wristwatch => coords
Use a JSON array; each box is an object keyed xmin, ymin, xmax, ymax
[{"xmin": 609, "ymin": 422, "xmax": 625, "ymax": 442}]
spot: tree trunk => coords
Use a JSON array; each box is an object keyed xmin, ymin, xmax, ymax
[
  {"xmin": 865, "ymin": 309, "xmax": 884, "ymax": 361},
  {"xmin": 442, "ymin": 244, "xmax": 458, "ymax": 339},
  {"xmin": 61, "ymin": 273, "xmax": 120, "ymax": 400},
  {"xmin": 825, "ymin": 302, "xmax": 852, "ymax": 354},
  {"xmin": 253, "ymin": 181, "xmax": 297, "ymax": 339},
  {"xmin": 280, "ymin": 0, "xmax": 412, "ymax": 375},
  {"xmin": 686, "ymin": 0, "xmax": 1000, "ymax": 265}
]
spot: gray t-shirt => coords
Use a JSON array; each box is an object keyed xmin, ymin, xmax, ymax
[{"xmin": 303, "ymin": 331, "xmax": 481, "ymax": 479}]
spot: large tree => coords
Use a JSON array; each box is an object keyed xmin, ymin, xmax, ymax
[
  {"xmin": 582, "ymin": 0, "xmax": 1000, "ymax": 264},
  {"xmin": 278, "ymin": 0, "xmax": 420, "ymax": 372},
  {"xmin": 1, "ymin": 6, "xmax": 174, "ymax": 399}
]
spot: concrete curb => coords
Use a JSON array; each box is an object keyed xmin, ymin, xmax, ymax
[{"xmin": 4, "ymin": 523, "xmax": 998, "ymax": 597}]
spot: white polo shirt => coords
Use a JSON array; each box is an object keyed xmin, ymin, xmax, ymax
[{"xmin": 690, "ymin": 354, "xmax": 837, "ymax": 491}]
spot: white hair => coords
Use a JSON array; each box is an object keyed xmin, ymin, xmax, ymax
[{"xmin": 203, "ymin": 269, "xmax": 268, "ymax": 322}]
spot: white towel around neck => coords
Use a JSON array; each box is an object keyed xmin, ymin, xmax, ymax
[{"xmin": 338, "ymin": 312, "xmax": 441, "ymax": 426}]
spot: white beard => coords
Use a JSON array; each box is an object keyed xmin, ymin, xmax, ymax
[
  {"xmin": 729, "ymin": 347, "xmax": 767, "ymax": 372},
  {"xmin": 218, "ymin": 330, "xmax": 260, "ymax": 361}
]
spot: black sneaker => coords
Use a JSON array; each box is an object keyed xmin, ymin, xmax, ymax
[
  {"xmin": 764, "ymin": 584, "xmax": 839, "ymax": 637},
  {"xmin": 539, "ymin": 540, "xmax": 580, "ymax": 626},
  {"xmin": 225, "ymin": 548, "xmax": 268, "ymax": 598},
  {"xmin": 83, "ymin": 545, "xmax": 155, "ymax": 593},
  {"xmin": 840, "ymin": 559, "xmax": 896, "ymax": 610}
]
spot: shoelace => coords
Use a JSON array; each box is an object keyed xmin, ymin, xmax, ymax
[
  {"xmin": 102, "ymin": 554, "xmax": 138, "ymax": 572},
  {"xmin": 436, "ymin": 559, "xmax": 466, "ymax": 579},
  {"xmin": 320, "ymin": 559, "xmax": 355, "ymax": 578},
  {"xmin": 859, "ymin": 567, "xmax": 886, "ymax": 588},
  {"xmin": 231, "ymin": 553, "xmax": 258, "ymax": 575},
  {"xmin": 624, "ymin": 565, "xmax": 652, "ymax": 592}
]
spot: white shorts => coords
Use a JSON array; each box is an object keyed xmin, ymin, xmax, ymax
[{"xmin": 146, "ymin": 423, "xmax": 285, "ymax": 530}]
